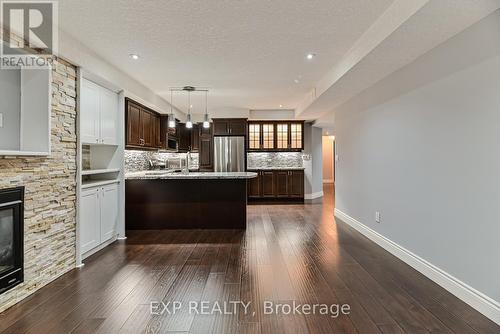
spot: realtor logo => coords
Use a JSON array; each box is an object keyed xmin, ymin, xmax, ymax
[{"xmin": 1, "ymin": 0, "xmax": 57, "ymax": 67}]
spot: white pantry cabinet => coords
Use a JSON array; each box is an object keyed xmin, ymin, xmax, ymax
[
  {"xmin": 80, "ymin": 182, "xmax": 119, "ymax": 254},
  {"xmin": 80, "ymin": 78, "xmax": 119, "ymax": 145}
]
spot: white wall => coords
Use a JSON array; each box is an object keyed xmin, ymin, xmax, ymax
[
  {"xmin": 304, "ymin": 123, "xmax": 323, "ymax": 198},
  {"xmin": 20, "ymin": 69, "xmax": 50, "ymax": 152},
  {"xmin": 0, "ymin": 70, "xmax": 21, "ymax": 150},
  {"xmin": 322, "ymin": 136, "xmax": 334, "ymax": 183},
  {"xmin": 335, "ymin": 12, "xmax": 500, "ymax": 308}
]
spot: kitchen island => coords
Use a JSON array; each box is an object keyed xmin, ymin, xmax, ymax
[{"xmin": 125, "ymin": 171, "xmax": 257, "ymax": 230}]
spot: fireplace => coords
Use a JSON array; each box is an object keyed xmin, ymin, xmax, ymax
[{"xmin": 0, "ymin": 187, "xmax": 24, "ymax": 295}]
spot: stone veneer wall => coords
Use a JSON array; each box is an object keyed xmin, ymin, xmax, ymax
[
  {"xmin": 124, "ymin": 150, "xmax": 199, "ymax": 172},
  {"xmin": 247, "ymin": 152, "xmax": 304, "ymax": 169},
  {"xmin": 0, "ymin": 58, "xmax": 77, "ymax": 312}
]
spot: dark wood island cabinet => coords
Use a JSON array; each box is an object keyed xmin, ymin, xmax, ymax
[{"xmin": 125, "ymin": 172, "xmax": 257, "ymax": 229}]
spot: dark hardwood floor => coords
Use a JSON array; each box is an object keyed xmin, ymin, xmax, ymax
[{"xmin": 0, "ymin": 185, "xmax": 498, "ymax": 333}]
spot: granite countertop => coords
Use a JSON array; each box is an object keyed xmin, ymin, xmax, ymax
[
  {"xmin": 247, "ymin": 166, "xmax": 305, "ymax": 171},
  {"xmin": 126, "ymin": 171, "xmax": 258, "ymax": 180}
]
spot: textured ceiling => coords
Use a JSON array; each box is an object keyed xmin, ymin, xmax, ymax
[
  {"xmin": 57, "ymin": 0, "xmax": 393, "ymax": 114},
  {"xmin": 300, "ymin": 0, "xmax": 500, "ymax": 124}
]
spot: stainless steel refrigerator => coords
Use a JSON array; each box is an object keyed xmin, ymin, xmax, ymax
[{"xmin": 213, "ymin": 136, "xmax": 245, "ymax": 172}]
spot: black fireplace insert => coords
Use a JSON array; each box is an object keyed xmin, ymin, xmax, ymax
[{"xmin": 0, "ymin": 186, "xmax": 24, "ymax": 295}]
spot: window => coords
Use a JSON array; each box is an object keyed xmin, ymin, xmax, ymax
[
  {"xmin": 276, "ymin": 123, "xmax": 288, "ymax": 149},
  {"xmin": 248, "ymin": 124, "xmax": 261, "ymax": 149},
  {"xmin": 262, "ymin": 124, "xmax": 274, "ymax": 149},
  {"xmin": 290, "ymin": 123, "xmax": 302, "ymax": 149}
]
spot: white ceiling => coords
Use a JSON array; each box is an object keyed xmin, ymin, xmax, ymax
[
  {"xmin": 57, "ymin": 1, "xmax": 500, "ymax": 121},
  {"xmin": 300, "ymin": 0, "xmax": 500, "ymax": 128},
  {"xmin": 57, "ymin": 0, "xmax": 393, "ymax": 114}
]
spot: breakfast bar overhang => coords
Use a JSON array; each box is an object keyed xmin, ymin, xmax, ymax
[{"xmin": 125, "ymin": 172, "xmax": 257, "ymax": 230}]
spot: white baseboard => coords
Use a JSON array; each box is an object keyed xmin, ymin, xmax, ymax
[
  {"xmin": 334, "ymin": 209, "xmax": 500, "ymax": 325},
  {"xmin": 305, "ymin": 191, "xmax": 323, "ymax": 200},
  {"xmin": 323, "ymin": 179, "xmax": 334, "ymax": 184}
]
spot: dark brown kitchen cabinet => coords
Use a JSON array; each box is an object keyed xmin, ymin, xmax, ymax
[
  {"xmin": 177, "ymin": 123, "xmax": 191, "ymax": 152},
  {"xmin": 212, "ymin": 118, "xmax": 247, "ymax": 136},
  {"xmin": 275, "ymin": 171, "xmax": 289, "ymax": 198},
  {"xmin": 154, "ymin": 115, "xmax": 162, "ymax": 148},
  {"xmin": 247, "ymin": 121, "xmax": 304, "ymax": 152},
  {"xmin": 141, "ymin": 110, "xmax": 154, "ymax": 147},
  {"xmin": 126, "ymin": 98, "xmax": 160, "ymax": 150},
  {"xmin": 126, "ymin": 101, "xmax": 141, "ymax": 146},
  {"xmin": 247, "ymin": 172, "xmax": 262, "ymax": 199},
  {"xmin": 288, "ymin": 170, "xmax": 304, "ymax": 198},
  {"xmin": 177, "ymin": 123, "xmax": 200, "ymax": 152},
  {"xmin": 191, "ymin": 123, "xmax": 199, "ymax": 152},
  {"xmin": 199, "ymin": 125, "xmax": 213, "ymax": 171},
  {"xmin": 247, "ymin": 169, "xmax": 304, "ymax": 201},
  {"xmin": 261, "ymin": 171, "xmax": 275, "ymax": 198}
]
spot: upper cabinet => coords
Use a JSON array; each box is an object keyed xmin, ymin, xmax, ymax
[
  {"xmin": 199, "ymin": 125, "xmax": 214, "ymax": 171},
  {"xmin": 247, "ymin": 121, "xmax": 304, "ymax": 152},
  {"xmin": 177, "ymin": 123, "xmax": 200, "ymax": 153},
  {"xmin": 213, "ymin": 118, "xmax": 247, "ymax": 136},
  {"xmin": 125, "ymin": 98, "xmax": 161, "ymax": 150},
  {"xmin": 81, "ymin": 78, "xmax": 119, "ymax": 145}
]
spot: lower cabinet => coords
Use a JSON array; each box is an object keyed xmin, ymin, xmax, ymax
[
  {"xmin": 248, "ymin": 170, "xmax": 304, "ymax": 201},
  {"xmin": 261, "ymin": 171, "xmax": 276, "ymax": 198},
  {"xmin": 80, "ymin": 182, "xmax": 119, "ymax": 254}
]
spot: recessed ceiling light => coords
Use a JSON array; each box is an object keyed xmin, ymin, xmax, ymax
[
  {"xmin": 294, "ymin": 79, "xmax": 300, "ymax": 84},
  {"xmin": 129, "ymin": 54, "xmax": 140, "ymax": 60},
  {"xmin": 306, "ymin": 53, "xmax": 316, "ymax": 60},
  {"xmin": 279, "ymin": 104, "xmax": 283, "ymax": 108}
]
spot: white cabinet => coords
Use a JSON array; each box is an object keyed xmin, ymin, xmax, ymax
[
  {"xmin": 100, "ymin": 183, "xmax": 118, "ymax": 242},
  {"xmin": 80, "ymin": 183, "xmax": 119, "ymax": 255},
  {"xmin": 80, "ymin": 79, "xmax": 118, "ymax": 145},
  {"xmin": 80, "ymin": 187, "xmax": 100, "ymax": 253},
  {"xmin": 80, "ymin": 79, "xmax": 100, "ymax": 144},
  {"xmin": 99, "ymin": 87, "xmax": 118, "ymax": 144}
]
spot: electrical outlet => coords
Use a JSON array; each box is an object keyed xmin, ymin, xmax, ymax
[
  {"xmin": 375, "ymin": 211, "xmax": 381, "ymax": 223},
  {"xmin": 0, "ymin": 113, "xmax": 3, "ymax": 128}
]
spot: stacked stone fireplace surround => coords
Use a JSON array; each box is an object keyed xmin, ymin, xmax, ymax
[{"xmin": 0, "ymin": 55, "xmax": 77, "ymax": 312}]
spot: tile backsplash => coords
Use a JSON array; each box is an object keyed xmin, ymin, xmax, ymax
[
  {"xmin": 247, "ymin": 152, "xmax": 303, "ymax": 169},
  {"xmin": 125, "ymin": 150, "xmax": 199, "ymax": 173}
]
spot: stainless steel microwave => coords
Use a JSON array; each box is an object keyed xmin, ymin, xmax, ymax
[{"xmin": 165, "ymin": 134, "xmax": 178, "ymax": 152}]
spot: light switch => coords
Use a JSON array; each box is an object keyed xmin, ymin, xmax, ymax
[{"xmin": 0, "ymin": 113, "xmax": 3, "ymax": 128}]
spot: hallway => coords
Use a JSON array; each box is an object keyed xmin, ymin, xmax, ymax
[{"xmin": 0, "ymin": 185, "xmax": 497, "ymax": 333}]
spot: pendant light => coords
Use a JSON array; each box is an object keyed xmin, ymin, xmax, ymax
[
  {"xmin": 186, "ymin": 90, "xmax": 193, "ymax": 129},
  {"xmin": 168, "ymin": 90, "xmax": 176, "ymax": 128},
  {"xmin": 203, "ymin": 90, "xmax": 210, "ymax": 129}
]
